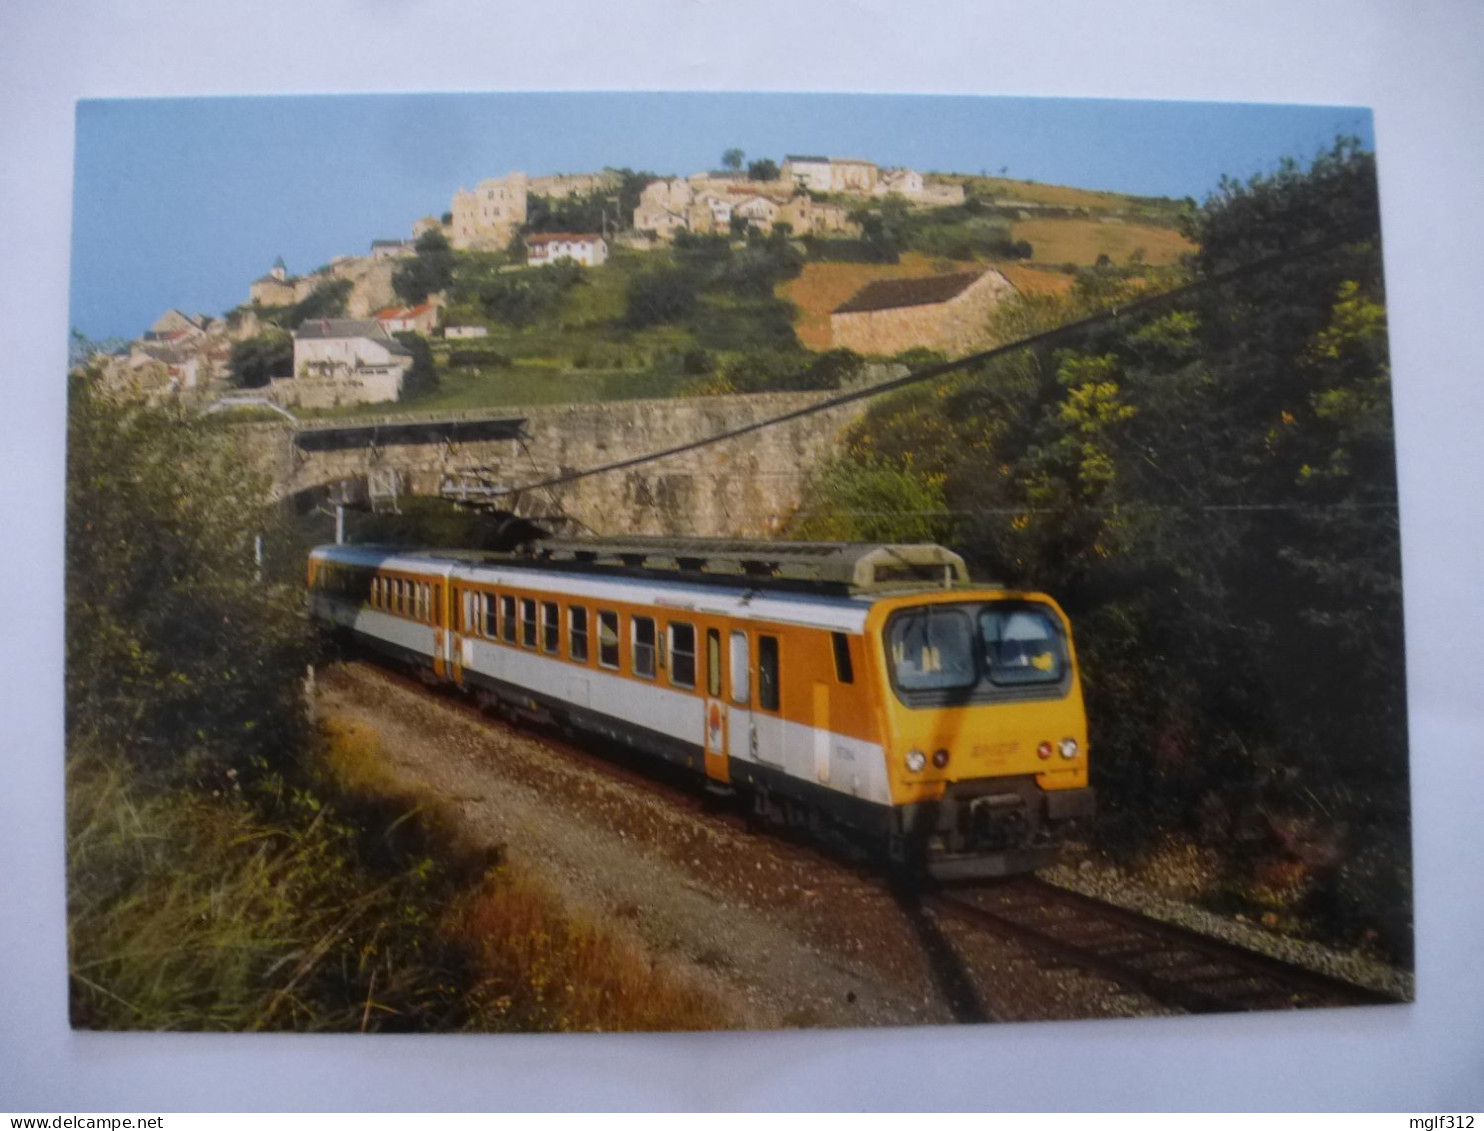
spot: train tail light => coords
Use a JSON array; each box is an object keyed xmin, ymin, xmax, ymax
[
  {"xmin": 1037, "ymin": 741, "xmax": 1053, "ymax": 760},
  {"xmin": 932, "ymin": 748, "xmax": 950, "ymax": 769}
]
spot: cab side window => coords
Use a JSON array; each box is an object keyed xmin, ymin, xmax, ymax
[{"xmin": 758, "ymin": 634, "xmax": 780, "ymax": 712}]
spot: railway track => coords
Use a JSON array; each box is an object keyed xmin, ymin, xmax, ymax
[
  {"xmin": 932, "ymin": 878, "xmax": 1404, "ymax": 1013},
  {"xmin": 339, "ymin": 658, "xmax": 1408, "ymax": 1017}
]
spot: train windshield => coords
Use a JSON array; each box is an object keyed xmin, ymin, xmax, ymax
[{"xmin": 886, "ymin": 602, "xmax": 1068, "ymax": 697}]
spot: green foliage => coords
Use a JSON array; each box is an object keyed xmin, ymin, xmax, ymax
[
  {"xmin": 392, "ymin": 332, "xmax": 438, "ymax": 399},
  {"xmin": 791, "ymin": 456, "xmax": 953, "ymax": 544},
  {"xmin": 228, "ymin": 331, "xmax": 293, "ymax": 387},
  {"xmin": 623, "ymin": 265, "xmax": 699, "ymax": 328},
  {"xmin": 721, "ymin": 147, "xmax": 744, "ymax": 172},
  {"xmin": 66, "ymin": 370, "xmax": 312, "ymax": 780},
  {"xmin": 474, "ymin": 261, "xmax": 583, "ymax": 327},
  {"xmin": 747, "ymin": 158, "xmax": 779, "ymax": 182},
  {"xmin": 393, "ymin": 229, "xmax": 456, "ymax": 304},
  {"xmin": 796, "ymin": 140, "xmax": 1408, "ymax": 957},
  {"xmin": 291, "ymin": 279, "xmax": 354, "ymax": 322},
  {"xmin": 66, "ymin": 745, "xmax": 479, "ymax": 1031},
  {"xmin": 253, "ymin": 280, "xmax": 355, "ymax": 331}
]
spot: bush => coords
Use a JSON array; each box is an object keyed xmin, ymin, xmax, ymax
[
  {"xmin": 392, "ymin": 331, "xmax": 437, "ymax": 398},
  {"xmin": 623, "ymin": 265, "xmax": 699, "ymax": 328}
]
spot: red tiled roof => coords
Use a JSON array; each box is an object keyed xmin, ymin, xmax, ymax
[
  {"xmin": 374, "ymin": 303, "xmax": 432, "ymax": 320},
  {"xmin": 833, "ymin": 271, "xmax": 991, "ymax": 315}
]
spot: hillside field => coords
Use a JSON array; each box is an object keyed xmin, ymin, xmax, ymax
[{"xmin": 1013, "ymin": 217, "xmax": 1197, "ymax": 267}]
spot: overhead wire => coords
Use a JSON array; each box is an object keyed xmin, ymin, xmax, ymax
[{"xmin": 482, "ymin": 222, "xmax": 1380, "ymax": 500}]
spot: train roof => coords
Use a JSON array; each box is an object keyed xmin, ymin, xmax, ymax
[
  {"xmin": 311, "ymin": 539, "xmax": 997, "ymax": 634},
  {"xmin": 313, "ymin": 537, "xmax": 972, "ymax": 594}
]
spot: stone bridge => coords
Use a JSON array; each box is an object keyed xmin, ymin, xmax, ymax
[{"xmin": 233, "ymin": 391, "xmax": 865, "ymax": 538}]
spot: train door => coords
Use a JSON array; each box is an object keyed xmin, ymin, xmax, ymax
[
  {"xmin": 702, "ymin": 627, "xmax": 729, "ymax": 783},
  {"xmin": 727, "ymin": 629, "xmax": 752, "ymax": 764},
  {"xmin": 432, "ymin": 581, "xmax": 450, "ymax": 680},
  {"xmin": 448, "ymin": 583, "xmax": 467, "ymax": 685}
]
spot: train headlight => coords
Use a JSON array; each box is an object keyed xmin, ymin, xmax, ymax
[
  {"xmin": 1059, "ymin": 738, "xmax": 1079, "ymax": 760},
  {"xmin": 905, "ymin": 748, "xmax": 927, "ymax": 773},
  {"xmin": 1037, "ymin": 741, "xmax": 1053, "ymax": 760},
  {"xmin": 932, "ymin": 748, "xmax": 950, "ymax": 769}
]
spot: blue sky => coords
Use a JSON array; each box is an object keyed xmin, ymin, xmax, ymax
[{"xmin": 70, "ymin": 91, "xmax": 1372, "ymax": 340}]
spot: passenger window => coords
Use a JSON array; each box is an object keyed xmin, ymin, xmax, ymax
[
  {"xmin": 542, "ymin": 601, "xmax": 560, "ymax": 654},
  {"xmin": 569, "ymin": 606, "xmax": 589, "ymax": 662},
  {"xmin": 521, "ymin": 598, "xmax": 537, "ymax": 648},
  {"xmin": 832, "ymin": 631, "xmax": 854, "ymax": 684},
  {"xmin": 501, "ymin": 595, "xmax": 516, "ymax": 643},
  {"xmin": 482, "ymin": 593, "xmax": 495, "ymax": 637},
  {"xmin": 706, "ymin": 629, "xmax": 721, "ymax": 698},
  {"xmin": 669, "ymin": 622, "xmax": 696, "ymax": 689},
  {"xmin": 633, "ymin": 616, "xmax": 657, "ymax": 679},
  {"xmin": 759, "ymin": 635, "xmax": 780, "ymax": 712},
  {"xmin": 598, "ymin": 611, "xmax": 620, "ymax": 669},
  {"xmin": 729, "ymin": 630, "xmax": 750, "ymax": 705}
]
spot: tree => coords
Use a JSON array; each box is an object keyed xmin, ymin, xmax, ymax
[
  {"xmin": 393, "ymin": 332, "xmax": 438, "ymax": 398},
  {"xmin": 66, "ymin": 368, "xmax": 312, "ymax": 778},
  {"xmin": 393, "ymin": 229, "xmax": 456, "ymax": 304},
  {"xmin": 622, "ymin": 265, "xmax": 698, "ymax": 327},
  {"xmin": 747, "ymin": 158, "xmax": 779, "ymax": 182},
  {"xmin": 793, "ymin": 140, "xmax": 1408, "ymax": 954},
  {"xmin": 721, "ymin": 148, "xmax": 745, "ymax": 173},
  {"xmin": 228, "ymin": 330, "xmax": 293, "ymax": 387}
]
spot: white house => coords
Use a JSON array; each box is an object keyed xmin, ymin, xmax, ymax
[
  {"xmin": 525, "ymin": 232, "xmax": 608, "ymax": 268},
  {"xmin": 444, "ymin": 325, "xmax": 489, "ymax": 340},
  {"xmin": 783, "ymin": 155, "xmax": 833, "ymax": 193},
  {"xmin": 284, "ymin": 318, "xmax": 414, "ymax": 407}
]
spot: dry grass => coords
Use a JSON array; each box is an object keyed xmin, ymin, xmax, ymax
[
  {"xmin": 949, "ymin": 176, "xmax": 1139, "ymax": 212},
  {"xmin": 1012, "ymin": 218, "xmax": 1197, "ymax": 267},
  {"xmin": 317, "ymin": 713, "xmax": 734, "ymax": 1032},
  {"xmin": 452, "ymin": 868, "xmax": 728, "ymax": 1032},
  {"xmin": 996, "ymin": 262, "xmax": 1078, "ymax": 298}
]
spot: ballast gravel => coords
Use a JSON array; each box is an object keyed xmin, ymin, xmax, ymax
[{"xmin": 316, "ymin": 661, "xmax": 1400, "ymax": 1029}]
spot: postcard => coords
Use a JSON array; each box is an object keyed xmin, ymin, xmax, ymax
[{"xmin": 64, "ymin": 91, "xmax": 1410, "ymax": 1034}]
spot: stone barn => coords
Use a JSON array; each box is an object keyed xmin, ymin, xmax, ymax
[{"xmin": 829, "ymin": 269, "xmax": 1017, "ymax": 357}]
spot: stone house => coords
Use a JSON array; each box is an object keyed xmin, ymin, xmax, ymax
[
  {"xmin": 451, "ymin": 172, "xmax": 529, "ymax": 250},
  {"xmin": 634, "ymin": 178, "xmax": 694, "ymax": 239},
  {"xmin": 284, "ymin": 318, "xmax": 413, "ymax": 407},
  {"xmin": 525, "ymin": 232, "xmax": 608, "ymax": 268},
  {"xmin": 782, "ymin": 155, "xmax": 834, "ymax": 192},
  {"xmin": 731, "ymin": 194, "xmax": 781, "ymax": 232},
  {"xmin": 688, "ymin": 191, "xmax": 734, "ymax": 234},
  {"xmin": 829, "ymin": 269, "xmax": 1017, "ymax": 356},
  {"xmin": 147, "ymin": 309, "xmax": 207, "ymax": 340},
  {"xmin": 876, "ymin": 168, "xmax": 924, "ymax": 197},
  {"xmin": 369, "ymin": 239, "xmax": 413, "ymax": 260}
]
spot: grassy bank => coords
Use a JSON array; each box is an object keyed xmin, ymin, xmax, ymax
[{"xmin": 66, "ymin": 717, "xmax": 729, "ymax": 1032}]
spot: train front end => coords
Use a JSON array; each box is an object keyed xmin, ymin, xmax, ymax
[{"xmin": 867, "ymin": 590, "xmax": 1095, "ymax": 880}]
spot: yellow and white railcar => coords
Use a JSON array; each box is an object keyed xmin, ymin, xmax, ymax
[{"xmin": 307, "ymin": 538, "xmax": 1094, "ymax": 878}]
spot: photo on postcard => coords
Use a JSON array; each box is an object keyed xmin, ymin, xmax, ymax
[{"xmin": 64, "ymin": 91, "xmax": 1411, "ymax": 1032}]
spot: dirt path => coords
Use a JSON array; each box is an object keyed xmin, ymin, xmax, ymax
[{"xmin": 317, "ymin": 661, "xmax": 1155, "ymax": 1029}]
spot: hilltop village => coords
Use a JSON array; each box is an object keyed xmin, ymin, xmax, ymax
[{"xmin": 95, "ymin": 154, "xmax": 1193, "ymax": 413}]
